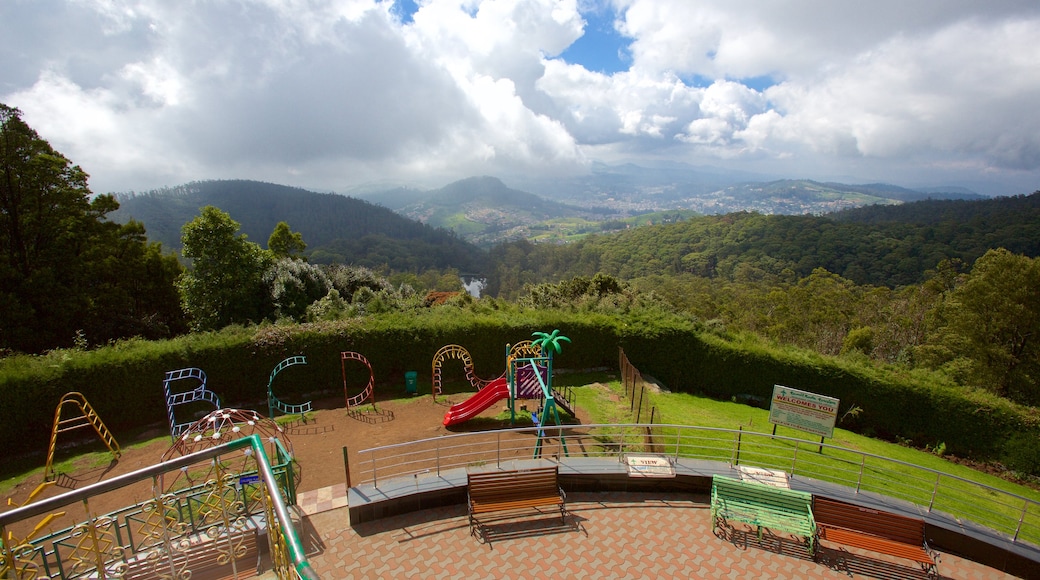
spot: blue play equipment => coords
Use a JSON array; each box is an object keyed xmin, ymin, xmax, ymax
[
  {"xmin": 163, "ymin": 367, "xmax": 222, "ymax": 440},
  {"xmin": 267, "ymin": 355, "xmax": 312, "ymax": 419}
]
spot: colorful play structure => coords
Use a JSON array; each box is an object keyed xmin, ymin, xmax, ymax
[
  {"xmin": 439, "ymin": 340, "xmax": 536, "ymax": 425},
  {"xmin": 442, "ymin": 331, "xmax": 574, "ymax": 456},
  {"xmin": 430, "ymin": 344, "xmax": 498, "ymax": 400},
  {"xmin": 268, "ymin": 355, "xmax": 312, "ymax": 419},
  {"xmin": 44, "ymin": 392, "xmax": 121, "ymax": 482},
  {"xmin": 342, "ymin": 351, "xmax": 394, "ymax": 423},
  {"xmin": 163, "ymin": 367, "xmax": 221, "ymax": 439}
]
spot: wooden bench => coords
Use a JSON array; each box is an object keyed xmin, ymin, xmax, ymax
[
  {"xmin": 710, "ymin": 474, "xmax": 816, "ymax": 554},
  {"xmin": 122, "ymin": 527, "xmax": 259, "ymax": 580},
  {"xmin": 813, "ymin": 497, "xmax": 938, "ymax": 577},
  {"xmin": 467, "ymin": 466, "xmax": 567, "ymax": 541}
]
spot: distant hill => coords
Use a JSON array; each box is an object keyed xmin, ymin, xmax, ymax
[
  {"xmin": 360, "ymin": 176, "xmax": 607, "ymax": 246},
  {"xmin": 357, "ymin": 169, "xmax": 989, "ymax": 247},
  {"xmin": 109, "ymin": 180, "xmax": 486, "ymax": 272},
  {"xmin": 481, "ymin": 190, "xmax": 1040, "ymax": 294}
]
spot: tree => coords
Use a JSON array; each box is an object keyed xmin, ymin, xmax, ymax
[
  {"xmin": 178, "ymin": 206, "xmax": 272, "ymax": 330},
  {"xmin": 0, "ymin": 103, "xmax": 184, "ymax": 351},
  {"xmin": 265, "ymin": 258, "xmax": 330, "ymax": 321},
  {"xmin": 268, "ymin": 221, "xmax": 307, "ymax": 260},
  {"xmin": 930, "ymin": 249, "xmax": 1040, "ymax": 404}
]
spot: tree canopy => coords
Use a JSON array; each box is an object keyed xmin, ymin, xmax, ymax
[
  {"xmin": 0, "ymin": 103, "xmax": 183, "ymax": 352},
  {"xmin": 178, "ymin": 206, "xmax": 272, "ymax": 331}
]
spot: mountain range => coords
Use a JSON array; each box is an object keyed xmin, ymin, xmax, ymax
[{"xmin": 109, "ymin": 165, "xmax": 994, "ymax": 268}]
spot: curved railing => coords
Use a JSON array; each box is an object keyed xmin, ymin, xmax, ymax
[{"xmin": 355, "ymin": 423, "xmax": 1040, "ymax": 548}]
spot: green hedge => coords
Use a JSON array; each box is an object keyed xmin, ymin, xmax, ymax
[{"xmin": 2, "ymin": 308, "xmax": 1037, "ymax": 474}]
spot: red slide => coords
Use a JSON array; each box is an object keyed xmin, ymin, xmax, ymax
[{"xmin": 443, "ymin": 377, "xmax": 509, "ymax": 426}]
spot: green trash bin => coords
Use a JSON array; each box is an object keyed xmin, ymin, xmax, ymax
[{"xmin": 405, "ymin": 371, "xmax": 418, "ymax": 395}]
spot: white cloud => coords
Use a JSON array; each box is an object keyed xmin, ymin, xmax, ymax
[{"xmin": 1, "ymin": 0, "xmax": 1039, "ymax": 194}]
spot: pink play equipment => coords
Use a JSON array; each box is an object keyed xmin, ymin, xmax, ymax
[{"xmin": 342, "ymin": 351, "xmax": 394, "ymax": 423}]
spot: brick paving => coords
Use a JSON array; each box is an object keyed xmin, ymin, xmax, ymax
[{"xmin": 294, "ymin": 487, "xmax": 1022, "ymax": 579}]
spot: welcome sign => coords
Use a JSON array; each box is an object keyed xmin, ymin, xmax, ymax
[{"xmin": 768, "ymin": 385, "xmax": 840, "ymax": 438}]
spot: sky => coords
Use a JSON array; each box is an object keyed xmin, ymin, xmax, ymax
[{"xmin": 2, "ymin": 0, "xmax": 1040, "ymax": 196}]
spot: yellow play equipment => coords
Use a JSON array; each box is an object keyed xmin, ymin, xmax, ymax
[{"xmin": 44, "ymin": 392, "xmax": 121, "ymax": 482}]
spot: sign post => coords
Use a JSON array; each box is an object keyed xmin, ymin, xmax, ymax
[{"xmin": 768, "ymin": 385, "xmax": 839, "ymax": 451}]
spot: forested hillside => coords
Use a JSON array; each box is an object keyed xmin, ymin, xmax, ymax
[
  {"xmin": 111, "ymin": 180, "xmax": 486, "ymax": 272},
  {"xmin": 485, "ymin": 191, "xmax": 1040, "ymax": 295}
]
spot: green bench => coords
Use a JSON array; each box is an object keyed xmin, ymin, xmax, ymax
[{"xmin": 710, "ymin": 474, "xmax": 816, "ymax": 554}]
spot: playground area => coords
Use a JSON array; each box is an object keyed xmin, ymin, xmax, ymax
[
  {"xmin": 2, "ymin": 386, "xmax": 578, "ymax": 529},
  {"xmin": 3, "ymin": 333, "xmax": 1038, "ymax": 579}
]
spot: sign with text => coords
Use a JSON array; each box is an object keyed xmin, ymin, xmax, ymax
[
  {"xmin": 625, "ymin": 455, "xmax": 675, "ymax": 478},
  {"xmin": 768, "ymin": 385, "xmax": 839, "ymax": 438}
]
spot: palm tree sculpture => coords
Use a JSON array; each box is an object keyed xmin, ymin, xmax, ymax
[
  {"xmin": 531, "ymin": 329, "xmax": 570, "ymax": 362},
  {"xmin": 529, "ymin": 330, "xmax": 571, "ymax": 457}
]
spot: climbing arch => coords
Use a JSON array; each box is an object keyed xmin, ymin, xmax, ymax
[{"xmin": 431, "ymin": 344, "xmax": 502, "ymax": 400}]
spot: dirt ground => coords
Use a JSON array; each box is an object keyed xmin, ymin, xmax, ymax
[{"xmin": 1, "ymin": 386, "xmax": 590, "ymax": 539}]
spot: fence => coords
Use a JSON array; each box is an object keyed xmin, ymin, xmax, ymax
[
  {"xmin": 619, "ymin": 347, "xmax": 658, "ymax": 448},
  {"xmin": 0, "ymin": 434, "xmax": 318, "ymax": 580},
  {"xmin": 355, "ymin": 423, "xmax": 1040, "ymax": 548}
]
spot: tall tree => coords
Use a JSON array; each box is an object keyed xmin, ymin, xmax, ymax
[
  {"xmin": 178, "ymin": 206, "xmax": 272, "ymax": 330},
  {"xmin": 268, "ymin": 221, "xmax": 307, "ymax": 260},
  {"xmin": 0, "ymin": 103, "xmax": 184, "ymax": 351},
  {"xmin": 930, "ymin": 249, "xmax": 1040, "ymax": 404}
]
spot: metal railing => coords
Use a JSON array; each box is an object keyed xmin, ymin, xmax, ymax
[
  {"xmin": 356, "ymin": 423, "xmax": 1040, "ymax": 548},
  {"xmin": 0, "ymin": 434, "xmax": 318, "ymax": 580}
]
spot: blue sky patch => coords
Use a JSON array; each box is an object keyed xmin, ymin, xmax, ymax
[{"xmin": 558, "ymin": 6, "xmax": 630, "ymax": 75}]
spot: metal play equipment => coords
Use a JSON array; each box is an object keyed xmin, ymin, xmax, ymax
[
  {"xmin": 163, "ymin": 367, "xmax": 222, "ymax": 439},
  {"xmin": 1, "ymin": 434, "xmax": 318, "ymax": 579},
  {"xmin": 441, "ymin": 338, "xmax": 574, "ymax": 428},
  {"xmin": 44, "ymin": 392, "xmax": 121, "ymax": 482},
  {"xmin": 342, "ymin": 351, "xmax": 394, "ymax": 423},
  {"xmin": 162, "ymin": 407, "xmax": 301, "ymax": 505},
  {"xmin": 431, "ymin": 344, "xmax": 502, "ymax": 400},
  {"xmin": 267, "ymin": 355, "xmax": 312, "ymax": 420},
  {"xmin": 521, "ymin": 330, "xmax": 572, "ymax": 458}
]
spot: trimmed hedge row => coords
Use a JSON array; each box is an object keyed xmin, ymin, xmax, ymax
[{"xmin": 1, "ymin": 309, "xmax": 1037, "ymax": 474}]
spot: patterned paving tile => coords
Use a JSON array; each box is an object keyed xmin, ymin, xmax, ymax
[{"xmin": 293, "ymin": 488, "xmax": 1023, "ymax": 579}]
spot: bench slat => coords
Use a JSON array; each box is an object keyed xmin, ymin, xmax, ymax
[
  {"xmin": 711, "ymin": 475, "xmax": 816, "ymax": 553},
  {"xmin": 467, "ymin": 466, "xmax": 567, "ymax": 542},
  {"xmin": 813, "ymin": 497, "xmax": 937, "ymax": 575}
]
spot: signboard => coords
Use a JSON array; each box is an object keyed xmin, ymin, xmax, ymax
[
  {"xmin": 739, "ymin": 466, "xmax": 790, "ymax": 489},
  {"xmin": 768, "ymin": 385, "xmax": 839, "ymax": 438},
  {"xmin": 238, "ymin": 474, "xmax": 260, "ymax": 486},
  {"xmin": 626, "ymin": 455, "xmax": 675, "ymax": 478}
]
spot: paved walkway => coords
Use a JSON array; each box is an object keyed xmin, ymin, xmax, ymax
[{"xmin": 294, "ymin": 486, "xmax": 1021, "ymax": 579}]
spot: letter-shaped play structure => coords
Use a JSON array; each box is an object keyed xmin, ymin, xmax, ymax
[
  {"xmin": 268, "ymin": 355, "xmax": 312, "ymax": 419},
  {"xmin": 163, "ymin": 367, "xmax": 221, "ymax": 440},
  {"xmin": 44, "ymin": 392, "xmax": 121, "ymax": 481},
  {"xmin": 342, "ymin": 351, "xmax": 394, "ymax": 423},
  {"xmin": 431, "ymin": 344, "xmax": 502, "ymax": 400}
]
